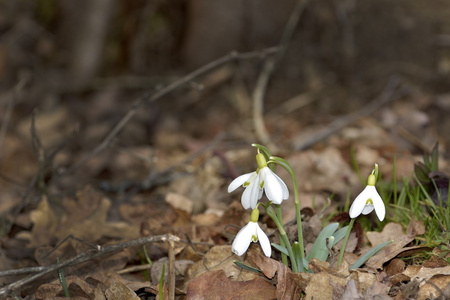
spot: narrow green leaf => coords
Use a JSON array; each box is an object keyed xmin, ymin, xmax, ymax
[
  {"xmin": 350, "ymin": 240, "xmax": 393, "ymax": 270},
  {"xmin": 306, "ymin": 223, "xmax": 339, "ymax": 262},
  {"xmin": 292, "ymin": 242, "xmax": 304, "ymax": 272},
  {"xmin": 159, "ymin": 263, "xmax": 165, "ymax": 300},
  {"xmin": 57, "ymin": 257, "xmax": 70, "ymax": 298},
  {"xmin": 271, "ymin": 243, "xmax": 289, "ymax": 256},
  {"xmin": 143, "ymin": 245, "xmax": 153, "ymax": 266},
  {"xmin": 233, "ymin": 260, "xmax": 263, "ymax": 273}
]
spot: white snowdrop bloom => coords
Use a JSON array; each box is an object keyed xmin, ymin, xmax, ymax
[
  {"xmin": 231, "ymin": 209, "xmax": 271, "ymax": 257},
  {"xmin": 228, "ymin": 153, "xmax": 289, "ymax": 209},
  {"xmin": 349, "ymin": 173, "xmax": 385, "ymax": 221}
]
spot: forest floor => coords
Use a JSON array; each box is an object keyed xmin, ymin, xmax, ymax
[{"xmin": 0, "ymin": 57, "xmax": 449, "ymax": 299}]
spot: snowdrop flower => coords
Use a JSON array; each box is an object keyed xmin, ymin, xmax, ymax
[
  {"xmin": 232, "ymin": 208, "xmax": 271, "ymax": 257},
  {"xmin": 228, "ymin": 153, "xmax": 289, "ymax": 209},
  {"xmin": 349, "ymin": 165, "xmax": 385, "ymax": 221}
]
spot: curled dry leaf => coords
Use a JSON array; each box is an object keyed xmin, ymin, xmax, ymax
[
  {"xmin": 248, "ymin": 250, "xmax": 310, "ymax": 299},
  {"xmin": 385, "ymin": 258, "xmax": 406, "ymax": 276},
  {"xmin": 365, "ymin": 220, "xmax": 425, "ymax": 270},
  {"xmin": 401, "ymin": 265, "xmax": 450, "ymax": 300},
  {"xmin": 186, "ymin": 270, "xmax": 276, "ymax": 300}
]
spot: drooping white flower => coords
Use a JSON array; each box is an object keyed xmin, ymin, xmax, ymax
[
  {"xmin": 232, "ymin": 209, "xmax": 271, "ymax": 257},
  {"xmin": 228, "ymin": 153, "xmax": 289, "ymax": 209},
  {"xmin": 349, "ymin": 170, "xmax": 385, "ymax": 221}
]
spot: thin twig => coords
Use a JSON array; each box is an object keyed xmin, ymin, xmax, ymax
[
  {"xmin": 116, "ymin": 264, "xmax": 153, "ymax": 275},
  {"xmin": 0, "ymin": 74, "xmax": 29, "ymax": 152},
  {"xmin": 4, "ymin": 119, "xmax": 80, "ymax": 236},
  {"xmin": 397, "ymin": 126, "xmax": 433, "ymax": 154},
  {"xmin": 63, "ymin": 47, "xmax": 278, "ymax": 175},
  {"xmin": 100, "ymin": 132, "xmax": 225, "ymax": 193},
  {"xmin": 0, "ymin": 234, "xmax": 180, "ymax": 297},
  {"xmin": 3, "ymin": 110, "xmax": 46, "ymax": 236},
  {"xmin": 253, "ymin": 0, "xmax": 310, "ymax": 146},
  {"xmin": 296, "ymin": 75, "xmax": 405, "ymax": 150}
]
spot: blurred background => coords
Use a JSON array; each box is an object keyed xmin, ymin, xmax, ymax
[{"xmin": 0, "ymin": 0, "xmax": 449, "ymax": 197}]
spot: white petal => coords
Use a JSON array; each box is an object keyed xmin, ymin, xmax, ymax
[
  {"xmin": 349, "ymin": 186, "xmax": 370, "ymax": 218},
  {"xmin": 256, "ymin": 224, "xmax": 272, "ymax": 257},
  {"xmin": 228, "ymin": 172, "xmax": 254, "ymax": 193},
  {"xmin": 261, "ymin": 168, "xmax": 284, "ymax": 204},
  {"xmin": 360, "ymin": 186, "xmax": 380, "ymax": 216},
  {"xmin": 258, "ymin": 188, "xmax": 263, "ymax": 200},
  {"xmin": 241, "ymin": 178, "xmax": 261, "ymax": 209},
  {"xmin": 361, "ymin": 205, "xmax": 374, "ymax": 215},
  {"xmin": 232, "ymin": 222, "xmax": 257, "ymax": 256},
  {"xmin": 371, "ymin": 187, "xmax": 385, "ymax": 221},
  {"xmin": 273, "ymin": 172, "xmax": 289, "ymax": 200}
]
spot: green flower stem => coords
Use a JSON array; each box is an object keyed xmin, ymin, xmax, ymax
[
  {"xmin": 266, "ymin": 206, "xmax": 298, "ymax": 272},
  {"xmin": 270, "ymin": 156, "xmax": 305, "ymax": 263},
  {"xmin": 276, "ymin": 204, "xmax": 288, "ymax": 266},
  {"xmin": 338, "ymin": 218, "xmax": 355, "ymax": 266}
]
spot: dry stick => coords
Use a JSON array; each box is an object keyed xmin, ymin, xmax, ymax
[
  {"xmin": 63, "ymin": 47, "xmax": 278, "ymax": 176},
  {"xmin": 296, "ymin": 75, "xmax": 404, "ymax": 151},
  {"xmin": 3, "ymin": 110, "xmax": 47, "ymax": 236},
  {"xmin": 116, "ymin": 264, "xmax": 153, "ymax": 275},
  {"xmin": 252, "ymin": 0, "xmax": 310, "ymax": 146},
  {"xmin": 0, "ymin": 234, "xmax": 180, "ymax": 297},
  {"xmin": 397, "ymin": 126, "xmax": 432, "ymax": 154},
  {"xmin": 168, "ymin": 239, "xmax": 175, "ymax": 300}
]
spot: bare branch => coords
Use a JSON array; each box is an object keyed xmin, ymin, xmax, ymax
[
  {"xmin": 253, "ymin": 0, "xmax": 311, "ymax": 147},
  {"xmin": 63, "ymin": 47, "xmax": 278, "ymax": 176},
  {"xmin": 296, "ymin": 75, "xmax": 404, "ymax": 150},
  {"xmin": 0, "ymin": 234, "xmax": 180, "ymax": 297}
]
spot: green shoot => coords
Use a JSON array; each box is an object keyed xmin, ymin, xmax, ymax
[
  {"xmin": 57, "ymin": 257, "xmax": 70, "ymax": 298},
  {"xmin": 350, "ymin": 240, "xmax": 393, "ymax": 269},
  {"xmin": 233, "ymin": 261, "xmax": 263, "ymax": 273}
]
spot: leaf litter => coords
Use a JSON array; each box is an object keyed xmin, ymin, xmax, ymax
[{"xmin": 1, "ymin": 141, "xmax": 450, "ymax": 299}]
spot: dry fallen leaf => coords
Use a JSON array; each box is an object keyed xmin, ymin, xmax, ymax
[
  {"xmin": 35, "ymin": 275, "xmax": 96, "ymax": 299},
  {"xmin": 366, "ymin": 222, "xmax": 403, "ymax": 247},
  {"xmin": 186, "ymin": 269, "xmax": 276, "ymax": 300},
  {"xmin": 365, "ymin": 219, "xmax": 425, "ymax": 270},
  {"xmin": 17, "ymin": 186, "xmax": 139, "ymax": 248},
  {"xmin": 184, "ymin": 245, "xmax": 260, "ymax": 290},
  {"xmin": 105, "ymin": 280, "xmax": 140, "ymax": 300},
  {"xmin": 304, "ymin": 272, "xmax": 347, "ymax": 300},
  {"xmin": 417, "ymin": 275, "xmax": 450, "ymax": 300},
  {"xmin": 248, "ymin": 250, "xmax": 310, "ymax": 299}
]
